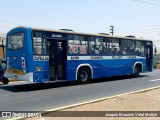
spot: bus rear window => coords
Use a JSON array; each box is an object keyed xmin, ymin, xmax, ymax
[{"xmin": 8, "ymin": 33, "xmax": 24, "ymax": 50}]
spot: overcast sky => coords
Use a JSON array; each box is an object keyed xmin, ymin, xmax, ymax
[{"xmin": 0, "ymin": 0, "xmax": 160, "ymax": 45}]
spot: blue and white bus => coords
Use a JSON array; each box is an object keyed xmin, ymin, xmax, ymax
[{"xmin": 5, "ymin": 27, "xmax": 153, "ymax": 84}]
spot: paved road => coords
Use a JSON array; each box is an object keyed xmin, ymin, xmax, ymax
[{"xmin": 0, "ymin": 69, "xmax": 160, "ymax": 111}]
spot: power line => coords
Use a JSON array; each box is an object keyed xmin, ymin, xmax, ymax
[
  {"xmin": 118, "ymin": 30, "xmax": 160, "ymax": 33},
  {"xmin": 133, "ymin": 0, "xmax": 160, "ymax": 6},
  {"xmin": 117, "ymin": 25, "xmax": 160, "ymax": 29},
  {"xmin": 116, "ymin": 27, "xmax": 160, "ymax": 32},
  {"xmin": 117, "ymin": 27, "xmax": 160, "ymax": 31},
  {"xmin": 0, "ymin": 25, "xmax": 14, "ymax": 29},
  {"xmin": 152, "ymin": 0, "xmax": 160, "ymax": 2},
  {"xmin": 0, "ymin": 20, "xmax": 19, "ymax": 26}
]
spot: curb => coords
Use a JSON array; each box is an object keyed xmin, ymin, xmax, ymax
[{"xmin": 44, "ymin": 86, "xmax": 160, "ymax": 112}]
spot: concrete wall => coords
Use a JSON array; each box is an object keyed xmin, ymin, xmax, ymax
[
  {"xmin": 0, "ymin": 37, "xmax": 6, "ymax": 58},
  {"xmin": 0, "ymin": 47, "xmax": 6, "ymax": 58}
]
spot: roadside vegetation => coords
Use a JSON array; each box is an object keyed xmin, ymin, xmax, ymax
[{"xmin": 154, "ymin": 54, "xmax": 160, "ymax": 69}]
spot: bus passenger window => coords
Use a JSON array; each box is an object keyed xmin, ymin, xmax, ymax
[
  {"xmin": 92, "ymin": 45, "xmax": 99, "ymax": 54},
  {"xmin": 121, "ymin": 39, "xmax": 135, "ymax": 55},
  {"xmin": 112, "ymin": 48, "xmax": 117, "ymax": 54},
  {"xmin": 95, "ymin": 48, "xmax": 99, "ymax": 54},
  {"xmin": 136, "ymin": 49, "xmax": 141, "ymax": 56},
  {"xmin": 80, "ymin": 45, "xmax": 87, "ymax": 54},
  {"xmin": 126, "ymin": 47, "xmax": 131, "ymax": 54},
  {"xmin": 100, "ymin": 46, "xmax": 106, "ymax": 54},
  {"xmin": 68, "ymin": 46, "xmax": 73, "ymax": 54},
  {"xmin": 33, "ymin": 31, "xmax": 47, "ymax": 55},
  {"xmin": 68, "ymin": 35, "xmax": 88, "ymax": 55},
  {"xmin": 141, "ymin": 46, "xmax": 145, "ymax": 57},
  {"xmin": 122, "ymin": 49, "xmax": 126, "ymax": 54},
  {"xmin": 34, "ymin": 47, "xmax": 42, "ymax": 54},
  {"xmin": 37, "ymin": 47, "xmax": 42, "ymax": 54},
  {"xmin": 110, "ymin": 38, "xmax": 120, "ymax": 55},
  {"xmin": 71, "ymin": 45, "xmax": 79, "ymax": 54}
]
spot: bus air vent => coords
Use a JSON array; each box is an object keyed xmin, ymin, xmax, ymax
[
  {"xmin": 60, "ymin": 29, "xmax": 74, "ymax": 31},
  {"xmin": 98, "ymin": 33, "xmax": 110, "ymax": 35},
  {"xmin": 125, "ymin": 35, "xmax": 136, "ymax": 38}
]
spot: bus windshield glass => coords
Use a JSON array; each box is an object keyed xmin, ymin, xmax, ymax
[{"xmin": 8, "ymin": 33, "xmax": 24, "ymax": 50}]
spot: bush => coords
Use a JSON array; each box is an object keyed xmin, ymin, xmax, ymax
[{"xmin": 153, "ymin": 62, "xmax": 157, "ymax": 68}]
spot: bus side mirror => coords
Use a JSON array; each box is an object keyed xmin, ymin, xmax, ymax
[
  {"xmin": 154, "ymin": 44, "xmax": 157, "ymax": 54},
  {"xmin": 154, "ymin": 47, "xmax": 157, "ymax": 54}
]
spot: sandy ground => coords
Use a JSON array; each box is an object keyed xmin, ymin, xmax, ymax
[{"xmin": 23, "ymin": 87, "xmax": 160, "ymax": 120}]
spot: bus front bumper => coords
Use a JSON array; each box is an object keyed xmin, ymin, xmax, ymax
[{"xmin": 5, "ymin": 72, "xmax": 33, "ymax": 82}]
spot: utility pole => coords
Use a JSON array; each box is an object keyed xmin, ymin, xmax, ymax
[{"xmin": 110, "ymin": 26, "xmax": 114, "ymax": 36}]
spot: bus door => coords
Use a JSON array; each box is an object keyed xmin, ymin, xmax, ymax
[
  {"xmin": 145, "ymin": 45, "xmax": 153, "ymax": 71},
  {"xmin": 48, "ymin": 39, "xmax": 67, "ymax": 80}
]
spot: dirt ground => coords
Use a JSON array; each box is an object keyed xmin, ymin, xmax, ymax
[{"xmin": 24, "ymin": 87, "xmax": 160, "ymax": 120}]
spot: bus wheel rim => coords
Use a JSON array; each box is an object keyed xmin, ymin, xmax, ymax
[{"xmin": 80, "ymin": 71, "xmax": 88, "ymax": 82}]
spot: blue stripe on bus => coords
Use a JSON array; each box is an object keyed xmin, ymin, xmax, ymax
[{"xmin": 66, "ymin": 59, "xmax": 146, "ymax": 80}]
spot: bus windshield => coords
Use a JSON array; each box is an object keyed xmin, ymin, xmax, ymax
[{"xmin": 8, "ymin": 33, "xmax": 24, "ymax": 50}]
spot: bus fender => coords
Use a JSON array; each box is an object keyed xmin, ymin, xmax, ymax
[
  {"xmin": 76, "ymin": 64, "xmax": 93, "ymax": 80},
  {"xmin": 133, "ymin": 62, "xmax": 143, "ymax": 73}
]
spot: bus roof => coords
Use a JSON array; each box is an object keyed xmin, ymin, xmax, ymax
[{"xmin": 10, "ymin": 26, "xmax": 152, "ymax": 42}]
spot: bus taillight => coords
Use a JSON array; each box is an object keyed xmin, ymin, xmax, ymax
[{"xmin": 21, "ymin": 57, "xmax": 26, "ymax": 73}]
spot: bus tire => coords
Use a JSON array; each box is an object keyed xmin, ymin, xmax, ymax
[
  {"xmin": 133, "ymin": 66, "xmax": 140, "ymax": 77},
  {"xmin": 77, "ymin": 67, "xmax": 91, "ymax": 84},
  {"xmin": 2, "ymin": 76, "xmax": 9, "ymax": 84}
]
